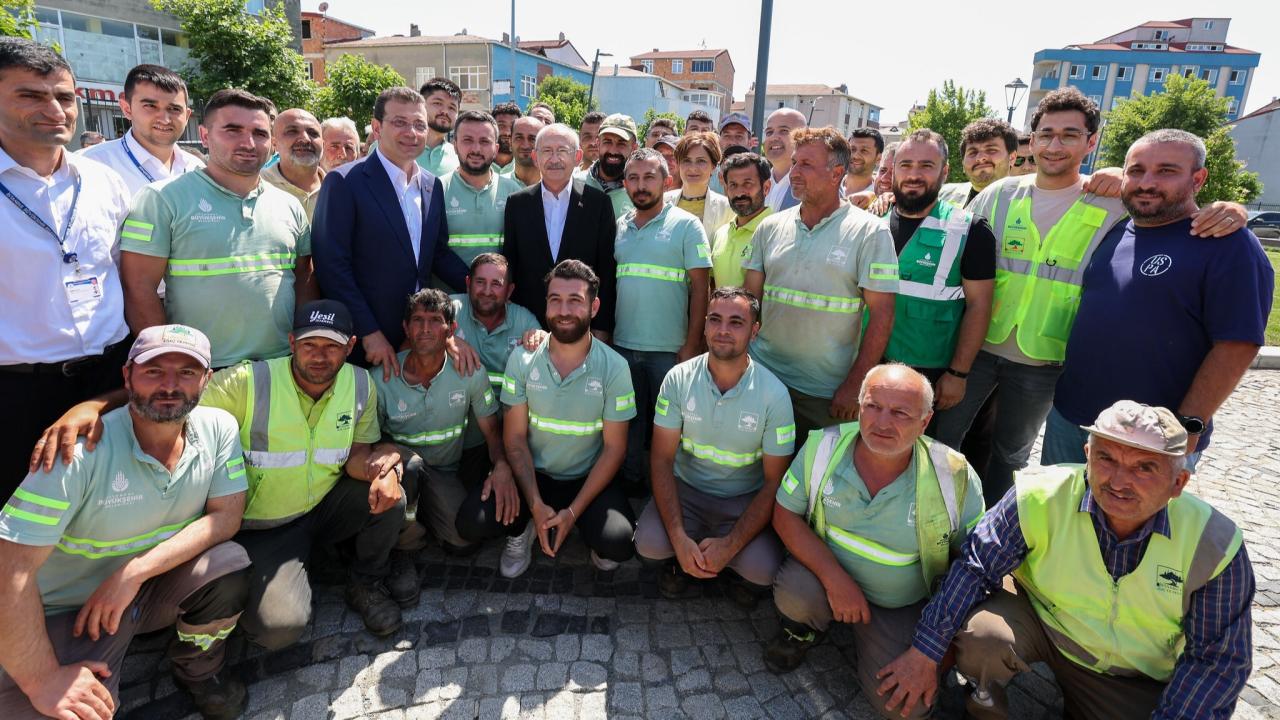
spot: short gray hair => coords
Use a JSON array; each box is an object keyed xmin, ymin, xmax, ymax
[
  {"xmin": 535, "ymin": 123, "xmax": 579, "ymax": 151},
  {"xmin": 320, "ymin": 116, "xmax": 360, "ymax": 141},
  {"xmin": 1132, "ymin": 128, "xmax": 1206, "ymax": 170},
  {"xmin": 857, "ymin": 363, "xmax": 934, "ymax": 417},
  {"xmin": 624, "ymin": 148, "xmax": 669, "ymax": 179}
]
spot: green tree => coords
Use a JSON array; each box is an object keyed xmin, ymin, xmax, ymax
[
  {"xmin": 534, "ymin": 75, "xmax": 596, "ymax": 129},
  {"xmin": 637, "ymin": 109, "xmax": 682, "ymax": 146},
  {"xmin": 907, "ymin": 80, "xmax": 995, "ymax": 182},
  {"xmin": 310, "ymin": 54, "xmax": 403, "ymax": 133},
  {"xmin": 1, "ymin": 0, "xmax": 42, "ymax": 41},
  {"xmin": 1099, "ymin": 74, "xmax": 1261, "ymax": 204},
  {"xmin": 151, "ymin": 0, "xmax": 313, "ymax": 110}
]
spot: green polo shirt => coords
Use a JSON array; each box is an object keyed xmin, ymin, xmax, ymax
[
  {"xmin": 374, "ymin": 351, "xmax": 498, "ymax": 471},
  {"xmin": 614, "ymin": 204, "xmax": 712, "ymax": 353},
  {"xmin": 710, "ymin": 208, "xmax": 773, "ymax": 288},
  {"xmin": 452, "ymin": 294, "xmax": 541, "ymax": 449},
  {"xmin": 745, "ymin": 203, "xmax": 898, "ymax": 398},
  {"xmin": 199, "ymin": 361, "xmax": 380, "ymax": 444},
  {"xmin": 501, "ymin": 337, "xmax": 636, "ymax": 480},
  {"xmin": 654, "ymin": 355, "xmax": 795, "ymax": 497},
  {"xmin": 775, "ymin": 439, "xmax": 983, "ymax": 608},
  {"xmin": 121, "ymin": 170, "xmax": 311, "ymax": 368},
  {"xmin": 440, "ymin": 170, "xmax": 522, "ymax": 267},
  {"xmin": 0, "ymin": 407, "xmax": 247, "ymax": 615},
  {"xmin": 416, "ymin": 140, "xmax": 459, "ymax": 177},
  {"xmin": 576, "ymin": 167, "xmax": 634, "ymax": 220},
  {"xmin": 492, "ymin": 160, "xmax": 513, "ymax": 174}
]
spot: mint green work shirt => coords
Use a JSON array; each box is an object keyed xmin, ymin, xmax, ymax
[
  {"xmin": 613, "ymin": 204, "xmax": 712, "ymax": 352},
  {"xmin": 744, "ymin": 203, "xmax": 899, "ymax": 398},
  {"xmin": 451, "ymin": 294, "xmax": 541, "ymax": 449},
  {"xmin": 576, "ymin": 167, "xmax": 634, "ymax": 220},
  {"xmin": 501, "ymin": 337, "xmax": 636, "ymax": 480},
  {"xmin": 0, "ymin": 407, "xmax": 247, "ymax": 615},
  {"xmin": 120, "ymin": 170, "xmax": 311, "ymax": 368},
  {"xmin": 654, "ymin": 355, "xmax": 795, "ymax": 497},
  {"xmin": 374, "ymin": 350, "xmax": 498, "ymax": 471},
  {"xmin": 416, "ymin": 141, "xmax": 459, "ymax": 177},
  {"xmin": 775, "ymin": 434, "xmax": 983, "ymax": 608},
  {"xmin": 440, "ymin": 170, "xmax": 522, "ymax": 268}
]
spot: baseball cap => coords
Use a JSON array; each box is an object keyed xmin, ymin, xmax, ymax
[
  {"xmin": 128, "ymin": 324, "xmax": 212, "ymax": 368},
  {"xmin": 1082, "ymin": 400, "xmax": 1188, "ymax": 457},
  {"xmin": 719, "ymin": 111, "xmax": 752, "ymax": 134},
  {"xmin": 294, "ymin": 299, "xmax": 355, "ymax": 344},
  {"xmin": 654, "ymin": 134, "xmax": 679, "ymax": 151},
  {"xmin": 599, "ymin": 113, "xmax": 638, "ymax": 142}
]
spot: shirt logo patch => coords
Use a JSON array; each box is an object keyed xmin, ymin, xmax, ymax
[
  {"xmin": 449, "ymin": 390, "xmax": 466, "ymax": 407},
  {"xmin": 826, "ymin": 246, "xmax": 848, "ymax": 266},
  {"xmin": 1140, "ymin": 253, "xmax": 1173, "ymax": 277},
  {"xmin": 336, "ymin": 412, "xmax": 353, "ymax": 431},
  {"xmin": 822, "ymin": 480, "xmax": 834, "ymax": 496},
  {"xmin": 738, "ymin": 412, "xmax": 760, "ymax": 432},
  {"xmin": 191, "ymin": 197, "xmax": 226, "ymax": 223},
  {"xmin": 916, "ymin": 252, "xmax": 936, "ymax": 268},
  {"xmin": 198, "ymin": 198, "xmax": 213, "ymax": 213},
  {"xmin": 397, "ymin": 399, "xmax": 408, "ymax": 413},
  {"xmin": 450, "ymin": 196, "xmax": 460, "ymax": 207},
  {"xmin": 111, "ymin": 471, "xmax": 129, "ymax": 493},
  {"xmin": 585, "ymin": 377, "xmax": 603, "ymax": 396},
  {"xmin": 656, "ymin": 230, "xmax": 672, "ymax": 243},
  {"xmin": 530, "ymin": 367, "xmax": 541, "ymax": 382},
  {"xmin": 686, "ymin": 398, "xmax": 696, "ymax": 412},
  {"xmin": 1156, "ymin": 565, "xmax": 1184, "ymax": 594}
]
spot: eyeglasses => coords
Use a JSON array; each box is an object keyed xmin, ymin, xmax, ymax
[
  {"xmin": 1032, "ymin": 131, "xmax": 1089, "ymax": 148},
  {"xmin": 537, "ymin": 147, "xmax": 576, "ymax": 159},
  {"xmin": 386, "ymin": 118, "xmax": 428, "ymax": 133}
]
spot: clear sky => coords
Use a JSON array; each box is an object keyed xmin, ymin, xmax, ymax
[{"xmin": 307, "ymin": 1, "xmax": 1276, "ymax": 123}]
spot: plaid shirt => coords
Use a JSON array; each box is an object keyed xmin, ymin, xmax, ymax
[{"xmin": 913, "ymin": 484, "xmax": 1254, "ymax": 720}]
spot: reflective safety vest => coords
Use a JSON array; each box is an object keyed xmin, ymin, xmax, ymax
[
  {"xmin": 239, "ymin": 357, "xmax": 370, "ymax": 527},
  {"xmin": 1012, "ymin": 465, "xmax": 1243, "ymax": 682},
  {"xmin": 986, "ymin": 180, "xmax": 1114, "ymax": 362},
  {"xmin": 886, "ymin": 201, "xmax": 971, "ymax": 369},
  {"xmin": 800, "ymin": 423, "xmax": 975, "ymax": 593},
  {"xmin": 937, "ymin": 182, "xmax": 972, "ymax": 208}
]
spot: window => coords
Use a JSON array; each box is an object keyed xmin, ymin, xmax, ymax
[
  {"xmin": 1229, "ymin": 69, "xmax": 1246, "ymax": 85},
  {"xmin": 1069, "ymin": 64, "xmax": 1084, "ymax": 79},
  {"xmin": 640, "ymin": 59, "xmax": 653, "ymax": 73},
  {"xmin": 691, "ymin": 59, "xmax": 714, "ymax": 73},
  {"xmin": 1182, "ymin": 66, "xmax": 1198, "ymax": 79},
  {"xmin": 449, "ymin": 65, "xmax": 487, "ymax": 90},
  {"xmin": 301, "ymin": 20, "xmax": 311, "ymax": 39},
  {"xmin": 1091, "ymin": 65, "xmax": 1107, "ymax": 80},
  {"xmin": 1133, "ymin": 42, "xmax": 1167, "ymax": 50},
  {"xmin": 244, "ymin": 0, "xmax": 265, "ymax": 15},
  {"xmin": 1199, "ymin": 68, "xmax": 1217, "ymax": 83},
  {"xmin": 1202, "ymin": 20, "xmax": 1214, "ymax": 29},
  {"xmin": 1153, "ymin": 29, "xmax": 1171, "ymax": 40},
  {"xmin": 1149, "ymin": 67, "xmax": 1167, "ymax": 83},
  {"xmin": 1226, "ymin": 96, "xmax": 1238, "ymax": 114},
  {"xmin": 1186, "ymin": 43, "xmax": 1223, "ymax": 51},
  {"xmin": 671, "ymin": 59, "xmax": 683, "ymax": 73},
  {"xmin": 682, "ymin": 92, "xmax": 721, "ymax": 110},
  {"xmin": 521, "ymin": 74, "xmax": 536, "ymax": 98},
  {"xmin": 1087, "ymin": 95, "xmax": 1102, "ymax": 107},
  {"xmin": 1110, "ymin": 95, "xmax": 1126, "ymax": 110},
  {"xmin": 305, "ymin": 61, "xmax": 314, "ymax": 79},
  {"xmin": 415, "ymin": 67, "xmax": 437, "ymax": 87},
  {"xmin": 1116, "ymin": 66, "xmax": 1133, "ymax": 81}
]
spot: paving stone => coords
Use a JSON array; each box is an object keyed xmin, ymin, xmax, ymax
[
  {"xmin": 609, "ymin": 681, "xmax": 643, "ymax": 714},
  {"xmin": 714, "ymin": 669, "xmax": 751, "ymax": 694},
  {"xmin": 613, "ymin": 650, "xmax": 640, "ymax": 678},
  {"xmin": 418, "ymin": 646, "xmax": 456, "ymax": 670},
  {"xmin": 655, "ymin": 621, "xmax": 693, "ymax": 648},
  {"xmin": 675, "ymin": 666, "xmax": 711, "ymax": 692},
  {"xmin": 338, "ymin": 654, "xmax": 370, "ymax": 687},
  {"xmin": 763, "ymin": 694, "xmax": 807, "ymax": 720},
  {"xmin": 646, "ymin": 683, "xmax": 679, "ymax": 710},
  {"xmin": 517, "ymin": 638, "xmax": 553, "ymax": 660},
  {"xmin": 501, "ymin": 663, "xmax": 537, "ymax": 692},
  {"xmin": 246, "ymin": 678, "xmax": 290, "ymax": 713},
  {"xmin": 535, "ymin": 661, "xmax": 568, "ymax": 690},
  {"xmin": 750, "ymin": 671, "xmax": 789, "ymax": 702},
  {"xmin": 642, "ymin": 652, "xmax": 670, "ymax": 682},
  {"xmin": 579, "ymin": 692, "xmax": 608, "ymax": 720},
  {"xmin": 554, "ymin": 634, "xmax": 580, "ymax": 661},
  {"xmin": 615, "ymin": 624, "xmax": 650, "ymax": 652},
  {"xmin": 490, "ymin": 636, "xmax": 516, "ymax": 662},
  {"xmin": 544, "ymin": 689, "xmax": 576, "ymax": 717},
  {"xmin": 683, "ymin": 692, "xmax": 727, "ymax": 719},
  {"xmin": 330, "ymin": 685, "xmax": 366, "ymax": 720},
  {"xmin": 365, "ymin": 685, "xmax": 409, "ymax": 712},
  {"xmin": 290, "ymin": 691, "xmax": 329, "ymax": 719},
  {"xmin": 580, "ymin": 634, "xmax": 613, "ymax": 662},
  {"xmin": 568, "ymin": 661, "xmax": 607, "ymax": 692},
  {"xmin": 723, "ymin": 695, "xmax": 768, "ymax": 720},
  {"xmin": 372, "ymin": 649, "xmax": 417, "ymax": 679}
]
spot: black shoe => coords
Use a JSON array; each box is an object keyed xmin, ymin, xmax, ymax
[
  {"xmin": 657, "ymin": 562, "xmax": 689, "ymax": 600},
  {"xmin": 763, "ymin": 622, "xmax": 823, "ymax": 674},
  {"xmin": 175, "ymin": 669, "xmax": 246, "ymax": 720},
  {"xmin": 722, "ymin": 578, "xmax": 761, "ymax": 610},
  {"xmin": 345, "ymin": 581, "xmax": 403, "ymax": 637},
  {"xmin": 386, "ymin": 550, "xmax": 421, "ymax": 608}
]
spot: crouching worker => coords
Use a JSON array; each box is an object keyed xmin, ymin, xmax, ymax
[{"xmin": 1, "ymin": 325, "xmax": 250, "ymax": 719}]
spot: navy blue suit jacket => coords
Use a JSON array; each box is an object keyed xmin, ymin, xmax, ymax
[{"xmin": 312, "ymin": 153, "xmax": 468, "ymax": 364}]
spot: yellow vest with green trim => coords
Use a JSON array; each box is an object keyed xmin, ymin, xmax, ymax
[
  {"xmin": 1012, "ymin": 465, "xmax": 1243, "ymax": 682},
  {"xmin": 986, "ymin": 181, "xmax": 1113, "ymax": 362},
  {"xmin": 239, "ymin": 357, "xmax": 370, "ymax": 527},
  {"xmin": 801, "ymin": 423, "xmax": 974, "ymax": 593}
]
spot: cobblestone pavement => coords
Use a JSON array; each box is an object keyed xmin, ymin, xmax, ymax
[{"xmin": 115, "ymin": 371, "xmax": 1280, "ymax": 720}]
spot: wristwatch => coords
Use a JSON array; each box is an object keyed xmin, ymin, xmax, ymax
[{"xmin": 1178, "ymin": 415, "xmax": 1206, "ymax": 435}]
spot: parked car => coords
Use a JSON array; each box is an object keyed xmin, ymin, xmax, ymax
[{"xmin": 1247, "ymin": 210, "xmax": 1280, "ymax": 239}]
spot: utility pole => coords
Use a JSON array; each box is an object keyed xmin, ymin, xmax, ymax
[
  {"xmin": 750, "ymin": 0, "xmax": 774, "ymax": 154},
  {"xmin": 509, "ymin": 0, "xmax": 516, "ymax": 104}
]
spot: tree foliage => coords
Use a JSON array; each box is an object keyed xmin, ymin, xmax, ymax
[
  {"xmin": 907, "ymin": 80, "xmax": 995, "ymax": 182},
  {"xmin": 534, "ymin": 75, "xmax": 596, "ymax": 130},
  {"xmin": 1099, "ymin": 74, "xmax": 1260, "ymax": 204},
  {"xmin": 1, "ymin": 0, "xmax": 41, "ymax": 41},
  {"xmin": 637, "ymin": 109, "xmax": 683, "ymax": 145},
  {"xmin": 310, "ymin": 54, "xmax": 403, "ymax": 135},
  {"xmin": 151, "ymin": 0, "xmax": 313, "ymax": 110}
]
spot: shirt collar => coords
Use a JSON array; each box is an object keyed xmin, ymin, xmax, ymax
[
  {"xmin": 625, "ymin": 202, "xmax": 671, "ymax": 230},
  {"xmin": 542, "ymin": 182, "xmax": 572, "ymax": 203},
  {"xmin": 793, "ymin": 200, "xmax": 848, "ymax": 233},
  {"xmin": 0, "ymin": 143, "xmax": 72, "ymax": 181},
  {"xmin": 1080, "ymin": 485, "xmax": 1172, "ymax": 540},
  {"xmin": 377, "ymin": 146, "xmax": 422, "ymax": 190},
  {"xmin": 122, "ymin": 407, "xmax": 202, "ymax": 475},
  {"xmin": 463, "ymin": 295, "xmax": 511, "ymax": 333},
  {"xmin": 734, "ymin": 207, "xmax": 773, "ymax": 232},
  {"xmin": 196, "ymin": 167, "xmax": 263, "ymax": 200}
]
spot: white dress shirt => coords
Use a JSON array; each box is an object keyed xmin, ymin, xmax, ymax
[
  {"xmin": 80, "ymin": 129, "xmax": 203, "ymax": 198},
  {"xmin": 765, "ymin": 170, "xmax": 793, "ymax": 211},
  {"xmin": 541, "ymin": 181, "xmax": 572, "ymax": 260},
  {"xmin": 0, "ymin": 147, "xmax": 132, "ymax": 364},
  {"xmin": 377, "ymin": 147, "xmax": 431, "ymax": 264}
]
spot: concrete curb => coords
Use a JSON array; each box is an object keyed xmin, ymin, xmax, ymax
[{"xmin": 1252, "ymin": 346, "xmax": 1280, "ymax": 370}]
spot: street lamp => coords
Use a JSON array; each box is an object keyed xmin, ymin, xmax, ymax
[
  {"xmin": 587, "ymin": 49, "xmax": 612, "ymax": 111},
  {"xmin": 1004, "ymin": 77, "xmax": 1028, "ymax": 124}
]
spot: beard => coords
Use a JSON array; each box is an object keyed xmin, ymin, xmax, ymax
[
  {"xmin": 459, "ymin": 154, "xmax": 492, "ymax": 176},
  {"xmin": 1123, "ymin": 184, "xmax": 1196, "ymax": 224},
  {"xmin": 893, "ymin": 176, "xmax": 944, "ymax": 214},
  {"xmin": 730, "ymin": 192, "xmax": 765, "ymax": 217},
  {"xmin": 498, "ymin": 137, "xmax": 512, "ymax": 154},
  {"xmin": 285, "ymin": 145, "xmax": 320, "ymax": 168},
  {"xmin": 599, "ymin": 153, "xmax": 626, "ymax": 177},
  {"xmin": 292, "ymin": 355, "xmax": 341, "ymax": 386},
  {"xmin": 630, "ymin": 190, "xmax": 661, "ymax": 210},
  {"xmin": 428, "ymin": 117, "xmax": 453, "ymax": 134},
  {"xmin": 129, "ymin": 388, "xmax": 199, "ymax": 424},
  {"xmin": 548, "ymin": 313, "xmax": 591, "ymax": 343}
]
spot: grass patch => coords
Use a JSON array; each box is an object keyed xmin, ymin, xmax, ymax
[{"xmin": 1267, "ymin": 248, "xmax": 1280, "ymax": 346}]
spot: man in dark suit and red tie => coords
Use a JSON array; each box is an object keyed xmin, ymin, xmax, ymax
[{"xmin": 502, "ymin": 123, "xmax": 617, "ymax": 339}]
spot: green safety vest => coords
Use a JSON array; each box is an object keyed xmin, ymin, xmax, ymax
[
  {"xmin": 1012, "ymin": 465, "xmax": 1242, "ymax": 682},
  {"xmin": 986, "ymin": 183, "xmax": 1112, "ymax": 362},
  {"xmin": 886, "ymin": 201, "xmax": 971, "ymax": 369},
  {"xmin": 239, "ymin": 357, "xmax": 370, "ymax": 526},
  {"xmin": 801, "ymin": 423, "xmax": 974, "ymax": 593}
]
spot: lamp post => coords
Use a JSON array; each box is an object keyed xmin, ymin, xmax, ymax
[
  {"xmin": 587, "ymin": 49, "xmax": 612, "ymax": 111},
  {"xmin": 1005, "ymin": 77, "xmax": 1028, "ymax": 124}
]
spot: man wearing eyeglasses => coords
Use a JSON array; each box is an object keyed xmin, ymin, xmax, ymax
[
  {"xmin": 931, "ymin": 88, "xmax": 1247, "ymax": 506},
  {"xmin": 312, "ymin": 86, "xmax": 470, "ymax": 375}
]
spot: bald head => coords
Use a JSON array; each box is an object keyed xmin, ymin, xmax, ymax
[
  {"xmin": 859, "ymin": 364, "xmax": 934, "ymax": 417},
  {"xmin": 767, "ymin": 107, "xmax": 806, "ymax": 128},
  {"xmin": 763, "ymin": 108, "xmax": 808, "ymax": 169},
  {"xmin": 274, "ymin": 108, "xmax": 322, "ymax": 169}
]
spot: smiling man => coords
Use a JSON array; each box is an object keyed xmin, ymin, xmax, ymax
[
  {"xmin": 415, "ymin": 78, "xmax": 461, "ymax": 177},
  {"xmin": 938, "ymin": 119, "xmax": 1018, "ymax": 208},
  {"xmin": 578, "ymin": 113, "xmax": 638, "ymax": 219},
  {"xmin": 508, "ymin": 115, "xmax": 545, "ymax": 188},
  {"xmin": 762, "ymin": 108, "xmax": 807, "ymax": 212},
  {"xmin": 437, "ymin": 111, "xmax": 522, "ymax": 272},
  {"xmin": 261, "ymin": 108, "xmax": 325, "ymax": 219}
]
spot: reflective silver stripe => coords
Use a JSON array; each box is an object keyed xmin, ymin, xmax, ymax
[
  {"xmin": 248, "ymin": 361, "xmax": 272, "ymax": 452},
  {"xmin": 353, "ymin": 368, "xmax": 370, "ymax": 425},
  {"xmin": 245, "ymin": 450, "xmax": 307, "ymax": 468},
  {"xmin": 1184, "ymin": 508, "xmax": 1241, "ymax": 614},
  {"xmin": 1038, "ymin": 620, "xmax": 1146, "ymax": 679},
  {"xmin": 931, "ymin": 211, "xmax": 969, "ymax": 293},
  {"xmin": 312, "ymin": 448, "xmax": 351, "ymax": 465},
  {"xmin": 897, "ymin": 280, "xmax": 966, "ymax": 301},
  {"xmin": 996, "ymin": 256, "xmax": 1033, "ymax": 274},
  {"xmin": 806, "ymin": 427, "xmax": 843, "ymax": 522},
  {"xmin": 1037, "ymin": 262, "xmax": 1084, "ymax": 285},
  {"xmin": 927, "ymin": 441, "xmax": 961, "ymax": 533}
]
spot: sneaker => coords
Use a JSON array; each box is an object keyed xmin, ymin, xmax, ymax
[
  {"xmin": 657, "ymin": 562, "xmax": 689, "ymax": 599},
  {"xmin": 501, "ymin": 523, "xmax": 534, "ymax": 578},
  {"xmin": 386, "ymin": 549, "xmax": 421, "ymax": 608},
  {"xmin": 763, "ymin": 623, "xmax": 823, "ymax": 674},
  {"xmin": 175, "ymin": 668, "xmax": 246, "ymax": 720},
  {"xmin": 591, "ymin": 550, "xmax": 620, "ymax": 572},
  {"xmin": 344, "ymin": 581, "xmax": 403, "ymax": 637}
]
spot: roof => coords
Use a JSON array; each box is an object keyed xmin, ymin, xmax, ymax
[
  {"xmin": 519, "ymin": 39, "xmax": 570, "ymax": 50},
  {"xmin": 1066, "ymin": 41, "xmax": 1258, "ymax": 55},
  {"xmin": 300, "ymin": 11, "xmax": 375, "ymax": 36},
  {"xmin": 326, "ymin": 34, "xmax": 492, "ymax": 48},
  {"xmin": 631, "ymin": 49, "xmax": 727, "ymax": 60},
  {"xmin": 1231, "ymin": 98, "xmax": 1280, "ymax": 124},
  {"xmin": 756, "ymin": 84, "xmax": 843, "ymax": 96}
]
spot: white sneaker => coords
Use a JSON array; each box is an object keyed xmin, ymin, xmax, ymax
[
  {"xmin": 500, "ymin": 523, "xmax": 534, "ymax": 578},
  {"xmin": 591, "ymin": 550, "xmax": 619, "ymax": 572}
]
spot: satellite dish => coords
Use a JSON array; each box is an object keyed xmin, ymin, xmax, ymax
[{"xmin": 318, "ymin": 2, "xmax": 329, "ymax": 11}]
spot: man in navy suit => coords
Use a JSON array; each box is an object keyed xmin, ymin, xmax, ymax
[{"xmin": 313, "ymin": 86, "xmax": 469, "ymax": 376}]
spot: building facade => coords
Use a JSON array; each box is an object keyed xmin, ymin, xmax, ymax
[
  {"xmin": 744, "ymin": 83, "xmax": 882, "ymax": 137},
  {"xmin": 518, "ymin": 33, "xmax": 586, "ymax": 68},
  {"xmin": 1230, "ymin": 98, "xmax": 1280, "ymax": 209},
  {"xmin": 591, "ymin": 65, "xmax": 721, "ymax": 125},
  {"xmin": 629, "ymin": 48, "xmax": 735, "ymax": 114},
  {"xmin": 301, "ymin": 10, "xmax": 373, "ymax": 84}
]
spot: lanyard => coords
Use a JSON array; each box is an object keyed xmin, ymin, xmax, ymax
[
  {"xmin": 0, "ymin": 171, "xmax": 83, "ymax": 273},
  {"xmin": 121, "ymin": 134, "xmax": 155, "ymax": 183}
]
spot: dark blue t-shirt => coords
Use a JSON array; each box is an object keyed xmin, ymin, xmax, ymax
[{"xmin": 1055, "ymin": 218, "xmax": 1274, "ymax": 451}]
